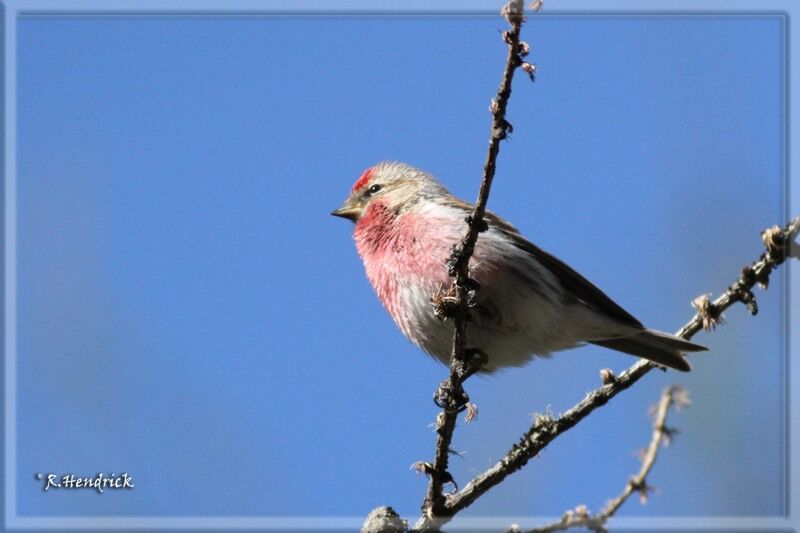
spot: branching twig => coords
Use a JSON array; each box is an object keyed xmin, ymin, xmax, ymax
[
  {"xmin": 415, "ymin": 1, "xmax": 530, "ymax": 530},
  {"xmin": 520, "ymin": 386, "xmax": 690, "ymax": 533},
  {"xmin": 434, "ymin": 215, "xmax": 799, "ymax": 520}
]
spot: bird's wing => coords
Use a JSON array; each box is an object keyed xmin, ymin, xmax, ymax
[
  {"xmin": 484, "ymin": 211, "xmax": 644, "ymax": 329},
  {"xmin": 444, "ymin": 197, "xmax": 643, "ymax": 328}
]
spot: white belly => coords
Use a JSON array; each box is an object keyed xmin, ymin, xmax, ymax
[{"xmin": 393, "ymin": 258, "xmax": 580, "ymax": 373}]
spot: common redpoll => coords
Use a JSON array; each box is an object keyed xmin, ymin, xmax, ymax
[{"xmin": 332, "ymin": 162, "xmax": 706, "ymax": 373}]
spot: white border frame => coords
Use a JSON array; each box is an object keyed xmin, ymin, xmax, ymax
[{"xmin": 4, "ymin": 1, "xmax": 796, "ymax": 530}]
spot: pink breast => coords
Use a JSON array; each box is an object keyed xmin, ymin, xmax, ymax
[{"xmin": 354, "ymin": 205, "xmax": 457, "ymax": 324}]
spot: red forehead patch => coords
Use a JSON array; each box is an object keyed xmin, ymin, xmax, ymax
[{"xmin": 351, "ymin": 168, "xmax": 374, "ymax": 192}]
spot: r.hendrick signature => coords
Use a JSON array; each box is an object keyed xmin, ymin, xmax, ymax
[{"xmin": 35, "ymin": 472, "xmax": 134, "ymax": 494}]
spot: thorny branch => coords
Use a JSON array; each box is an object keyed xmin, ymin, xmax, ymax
[
  {"xmin": 435, "ymin": 215, "xmax": 799, "ymax": 520},
  {"xmin": 416, "ymin": 1, "xmax": 533, "ymax": 529},
  {"xmin": 519, "ymin": 386, "xmax": 691, "ymax": 533}
]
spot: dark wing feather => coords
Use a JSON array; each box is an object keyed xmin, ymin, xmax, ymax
[{"xmin": 483, "ymin": 211, "xmax": 644, "ymax": 328}]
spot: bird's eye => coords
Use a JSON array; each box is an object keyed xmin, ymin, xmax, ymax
[{"xmin": 366, "ymin": 184, "xmax": 382, "ymax": 196}]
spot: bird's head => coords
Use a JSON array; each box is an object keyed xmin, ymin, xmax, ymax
[{"xmin": 331, "ymin": 162, "xmax": 447, "ymax": 223}]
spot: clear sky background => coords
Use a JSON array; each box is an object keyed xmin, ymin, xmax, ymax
[{"xmin": 16, "ymin": 9, "xmax": 786, "ymax": 525}]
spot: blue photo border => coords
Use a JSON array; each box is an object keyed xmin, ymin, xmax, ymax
[{"xmin": 3, "ymin": 0, "xmax": 797, "ymax": 530}]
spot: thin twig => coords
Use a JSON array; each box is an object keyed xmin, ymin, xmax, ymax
[
  {"xmin": 521, "ymin": 386, "xmax": 690, "ymax": 533},
  {"xmin": 415, "ymin": 2, "xmax": 529, "ymax": 530},
  {"xmin": 435, "ymin": 215, "xmax": 799, "ymax": 520}
]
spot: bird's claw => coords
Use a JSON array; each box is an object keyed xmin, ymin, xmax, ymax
[
  {"xmin": 433, "ymin": 379, "xmax": 470, "ymax": 412},
  {"xmin": 459, "ymin": 348, "xmax": 489, "ymax": 380}
]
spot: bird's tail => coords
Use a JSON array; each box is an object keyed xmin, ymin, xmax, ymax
[{"xmin": 590, "ymin": 329, "xmax": 707, "ymax": 372}]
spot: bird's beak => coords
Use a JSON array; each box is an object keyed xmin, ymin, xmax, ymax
[{"xmin": 331, "ymin": 200, "xmax": 362, "ymax": 222}]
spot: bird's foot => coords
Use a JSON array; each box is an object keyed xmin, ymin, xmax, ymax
[
  {"xmin": 433, "ymin": 379, "xmax": 469, "ymax": 412},
  {"xmin": 458, "ymin": 348, "xmax": 489, "ymax": 381},
  {"xmin": 433, "ymin": 382, "xmax": 478, "ymax": 423},
  {"xmin": 432, "ymin": 349, "xmax": 486, "ymax": 410}
]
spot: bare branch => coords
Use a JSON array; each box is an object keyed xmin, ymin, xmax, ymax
[
  {"xmin": 522, "ymin": 386, "xmax": 689, "ymax": 533},
  {"xmin": 439, "ymin": 215, "xmax": 799, "ymax": 518},
  {"xmin": 415, "ymin": 1, "xmax": 529, "ymax": 529}
]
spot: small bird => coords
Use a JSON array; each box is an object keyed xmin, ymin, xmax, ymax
[{"xmin": 332, "ymin": 161, "xmax": 706, "ymax": 373}]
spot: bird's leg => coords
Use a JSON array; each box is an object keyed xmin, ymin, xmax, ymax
[
  {"xmin": 459, "ymin": 348, "xmax": 489, "ymax": 381},
  {"xmin": 432, "ymin": 349, "xmax": 487, "ymax": 411}
]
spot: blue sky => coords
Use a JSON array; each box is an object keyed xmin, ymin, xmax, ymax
[{"xmin": 15, "ymin": 10, "xmax": 786, "ymax": 524}]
